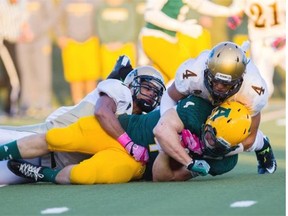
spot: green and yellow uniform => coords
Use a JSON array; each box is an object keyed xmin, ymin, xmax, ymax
[
  {"xmin": 46, "ymin": 96, "xmax": 237, "ymax": 184},
  {"xmin": 140, "ymin": 0, "xmax": 211, "ymax": 83},
  {"xmin": 95, "ymin": 1, "xmax": 138, "ymax": 79},
  {"xmin": 57, "ymin": 0, "xmax": 101, "ymax": 82}
]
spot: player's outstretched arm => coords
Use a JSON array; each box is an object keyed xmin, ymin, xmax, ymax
[
  {"xmin": 154, "ymin": 108, "xmax": 210, "ymax": 176},
  {"xmin": 152, "ymin": 151, "xmax": 192, "ymax": 182}
]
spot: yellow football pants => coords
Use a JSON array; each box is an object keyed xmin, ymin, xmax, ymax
[
  {"xmin": 177, "ymin": 29, "xmax": 212, "ymax": 58},
  {"xmin": 141, "ymin": 35, "xmax": 191, "ymax": 83},
  {"xmin": 46, "ymin": 116, "xmax": 144, "ymax": 184},
  {"xmin": 70, "ymin": 148, "xmax": 144, "ymax": 184},
  {"xmin": 141, "ymin": 29, "xmax": 212, "ymax": 83}
]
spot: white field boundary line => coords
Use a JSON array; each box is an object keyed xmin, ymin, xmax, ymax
[{"xmin": 261, "ymin": 108, "xmax": 286, "ymax": 123}]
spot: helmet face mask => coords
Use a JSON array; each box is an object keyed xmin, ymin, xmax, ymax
[
  {"xmin": 201, "ymin": 124, "xmax": 238, "ymax": 157},
  {"xmin": 204, "ymin": 69, "xmax": 243, "ymax": 105},
  {"xmin": 131, "ymin": 76, "xmax": 165, "ymax": 112},
  {"xmin": 204, "ymin": 41, "xmax": 247, "ymax": 105},
  {"xmin": 201, "ymin": 101, "xmax": 251, "ymax": 157},
  {"xmin": 124, "ymin": 66, "xmax": 166, "ymax": 113}
]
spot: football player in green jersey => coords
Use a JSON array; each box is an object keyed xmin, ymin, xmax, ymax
[{"xmin": 6, "ymin": 95, "xmax": 251, "ymax": 184}]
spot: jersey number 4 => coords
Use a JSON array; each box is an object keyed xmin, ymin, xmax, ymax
[{"xmin": 182, "ymin": 70, "xmax": 197, "ymax": 79}]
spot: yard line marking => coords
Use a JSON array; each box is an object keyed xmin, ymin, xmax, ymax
[
  {"xmin": 41, "ymin": 207, "xmax": 69, "ymax": 214},
  {"xmin": 230, "ymin": 200, "xmax": 257, "ymax": 207},
  {"xmin": 0, "ymin": 184, "xmax": 7, "ymax": 187}
]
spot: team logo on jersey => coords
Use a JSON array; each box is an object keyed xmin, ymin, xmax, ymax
[
  {"xmin": 182, "ymin": 70, "xmax": 197, "ymax": 79},
  {"xmin": 252, "ymin": 85, "xmax": 265, "ymax": 96},
  {"xmin": 183, "ymin": 101, "xmax": 195, "ymax": 108}
]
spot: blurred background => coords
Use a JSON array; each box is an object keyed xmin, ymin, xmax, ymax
[{"xmin": 0, "ymin": 0, "xmax": 285, "ymax": 123}]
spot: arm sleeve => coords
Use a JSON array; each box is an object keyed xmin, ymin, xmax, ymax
[
  {"xmin": 245, "ymin": 62, "xmax": 269, "ymax": 117},
  {"xmin": 174, "ymin": 58, "xmax": 200, "ymax": 95}
]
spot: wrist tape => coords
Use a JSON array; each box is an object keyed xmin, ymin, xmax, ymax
[{"xmin": 117, "ymin": 132, "xmax": 132, "ymax": 148}]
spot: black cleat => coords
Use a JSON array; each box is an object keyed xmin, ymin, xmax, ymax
[
  {"xmin": 107, "ymin": 55, "xmax": 133, "ymax": 81},
  {"xmin": 255, "ymin": 137, "xmax": 277, "ymax": 174},
  {"xmin": 7, "ymin": 159, "xmax": 44, "ymax": 182}
]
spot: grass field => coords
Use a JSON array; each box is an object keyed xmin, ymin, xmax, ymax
[{"xmin": 0, "ymin": 99, "xmax": 286, "ymax": 216}]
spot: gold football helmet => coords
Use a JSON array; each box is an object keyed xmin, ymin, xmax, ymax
[
  {"xmin": 124, "ymin": 66, "xmax": 166, "ymax": 113},
  {"xmin": 204, "ymin": 41, "xmax": 248, "ymax": 105},
  {"xmin": 201, "ymin": 101, "xmax": 251, "ymax": 157}
]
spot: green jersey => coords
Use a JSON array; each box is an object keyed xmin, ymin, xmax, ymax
[
  {"xmin": 146, "ymin": 0, "xmax": 185, "ymax": 37},
  {"xmin": 118, "ymin": 109, "xmax": 160, "ymax": 180},
  {"xmin": 118, "ymin": 95, "xmax": 237, "ymax": 180}
]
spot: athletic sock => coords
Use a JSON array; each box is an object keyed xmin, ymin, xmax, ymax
[
  {"xmin": 40, "ymin": 167, "xmax": 61, "ymax": 183},
  {"xmin": 0, "ymin": 140, "xmax": 22, "ymax": 160}
]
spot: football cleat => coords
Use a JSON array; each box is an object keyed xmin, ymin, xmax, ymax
[
  {"xmin": 255, "ymin": 137, "xmax": 277, "ymax": 174},
  {"xmin": 7, "ymin": 159, "xmax": 44, "ymax": 182},
  {"xmin": 106, "ymin": 55, "xmax": 133, "ymax": 81}
]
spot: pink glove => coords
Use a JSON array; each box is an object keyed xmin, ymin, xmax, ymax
[
  {"xmin": 117, "ymin": 132, "xmax": 149, "ymax": 164},
  {"xmin": 227, "ymin": 16, "xmax": 242, "ymax": 30},
  {"xmin": 124, "ymin": 142, "xmax": 149, "ymax": 164},
  {"xmin": 181, "ymin": 129, "xmax": 203, "ymax": 155}
]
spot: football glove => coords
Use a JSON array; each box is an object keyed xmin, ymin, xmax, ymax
[
  {"xmin": 118, "ymin": 132, "xmax": 149, "ymax": 164},
  {"xmin": 187, "ymin": 159, "xmax": 210, "ymax": 176},
  {"xmin": 124, "ymin": 141, "xmax": 149, "ymax": 164},
  {"xmin": 107, "ymin": 55, "xmax": 133, "ymax": 80},
  {"xmin": 181, "ymin": 129, "xmax": 203, "ymax": 155}
]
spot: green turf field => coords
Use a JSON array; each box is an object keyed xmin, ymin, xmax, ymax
[{"xmin": 0, "ymin": 99, "xmax": 286, "ymax": 216}]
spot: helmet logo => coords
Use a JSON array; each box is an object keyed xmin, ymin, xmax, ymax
[
  {"xmin": 215, "ymin": 73, "xmax": 232, "ymax": 82},
  {"xmin": 209, "ymin": 49, "xmax": 215, "ymax": 58},
  {"xmin": 210, "ymin": 106, "xmax": 231, "ymax": 121}
]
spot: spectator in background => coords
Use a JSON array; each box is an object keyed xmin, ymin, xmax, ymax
[
  {"xmin": 16, "ymin": 0, "xmax": 57, "ymax": 117},
  {"xmin": 0, "ymin": 0, "xmax": 30, "ymax": 116},
  {"xmin": 130, "ymin": 0, "xmax": 150, "ymax": 67},
  {"xmin": 55, "ymin": 0, "xmax": 101, "ymax": 104},
  {"xmin": 227, "ymin": 0, "xmax": 286, "ymax": 98},
  {"xmin": 177, "ymin": 11, "xmax": 213, "ymax": 59},
  {"xmin": 95, "ymin": 0, "xmax": 139, "ymax": 79},
  {"xmin": 139, "ymin": 0, "xmax": 234, "ymax": 83}
]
